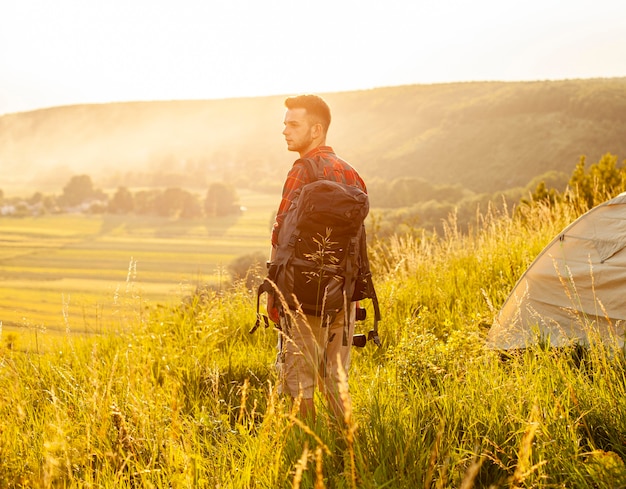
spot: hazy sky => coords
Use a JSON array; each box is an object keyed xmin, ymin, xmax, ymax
[{"xmin": 1, "ymin": 0, "xmax": 625, "ymax": 115}]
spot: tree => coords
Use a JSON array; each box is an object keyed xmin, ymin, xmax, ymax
[
  {"xmin": 42, "ymin": 195, "xmax": 58, "ymax": 213},
  {"xmin": 180, "ymin": 192, "xmax": 202, "ymax": 218},
  {"xmin": 522, "ymin": 181, "xmax": 562, "ymax": 207},
  {"xmin": 204, "ymin": 182, "xmax": 240, "ymax": 217},
  {"xmin": 59, "ymin": 175, "xmax": 106, "ymax": 207},
  {"xmin": 133, "ymin": 190, "xmax": 160, "ymax": 215},
  {"xmin": 108, "ymin": 187, "xmax": 134, "ymax": 214},
  {"xmin": 28, "ymin": 192, "xmax": 43, "ymax": 205},
  {"xmin": 154, "ymin": 188, "xmax": 185, "ymax": 217},
  {"xmin": 567, "ymin": 153, "xmax": 626, "ymax": 208},
  {"xmin": 228, "ymin": 251, "xmax": 266, "ymax": 290}
]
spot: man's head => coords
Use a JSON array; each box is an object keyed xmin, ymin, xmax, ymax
[{"xmin": 282, "ymin": 95, "xmax": 331, "ymax": 156}]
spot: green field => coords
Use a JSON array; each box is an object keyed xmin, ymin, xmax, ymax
[
  {"xmin": 0, "ymin": 190, "xmax": 275, "ymax": 349},
  {"xmin": 7, "ymin": 177, "xmax": 626, "ymax": 486}
]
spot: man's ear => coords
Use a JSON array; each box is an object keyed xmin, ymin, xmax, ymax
[{"xmin": 311, "ymin": 122, "xmax": 323, "ymax": 140}]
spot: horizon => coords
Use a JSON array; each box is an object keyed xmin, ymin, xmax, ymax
[
  {"xmin": 3, "ymin": 75, "xmax": 625, "ymax": 117},
  {"xmin": 2, "ymin": 0, "xmax": 626, "ymax": 116}
]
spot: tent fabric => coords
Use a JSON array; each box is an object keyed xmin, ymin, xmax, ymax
[{"xmin": 487, "ymin": 193, "xmax": 626, "ymax": 350}]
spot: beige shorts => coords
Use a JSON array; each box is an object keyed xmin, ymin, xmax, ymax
[{"xmin": 276, "ymin": 304, "xmax": 356, "ymax": 400}]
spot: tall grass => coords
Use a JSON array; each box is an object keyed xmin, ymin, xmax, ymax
[{"xmin": 2, "ymin": 195, "xmax": 626, "ymax": 487}]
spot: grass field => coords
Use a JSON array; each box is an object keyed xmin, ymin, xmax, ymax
[
  {"xmin": 0, "ymin": 189, "xmax": 276, "ymax": 350},
  {"xmin": 6, "ymin": 192, "xmax": 626, "ymax": 487},
  {"xmin": 7, "ymin": 182, "xmax": 626, "ymax": 486}
]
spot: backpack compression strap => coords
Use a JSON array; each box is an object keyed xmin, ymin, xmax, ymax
[
  {"xmin": 250, "ymin": 278, "xmax": 273, "ymax": 334},
  {"xmin": 367, "ymin": 278, "xmax": 382, "ymax": 346}
]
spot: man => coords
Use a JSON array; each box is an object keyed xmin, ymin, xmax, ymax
[{"xmin": 267, "ymin": 94, "xmax": 367, "ymax": 421}]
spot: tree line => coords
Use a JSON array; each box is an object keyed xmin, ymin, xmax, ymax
[
  {"xmin": 368, "ymin": 153, "xmax": 626, "ymax": 238},
  {"xmin": 0, "ymin": 175, "xmax": 241, "ymax": 218},
  {"xmin": 3, "ymin": 153, "xmax": 623, "ymax": 234}
]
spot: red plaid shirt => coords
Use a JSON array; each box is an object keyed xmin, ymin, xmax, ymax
[{"xmin": 271, "ymin": 146, "xmax": 367, "ymax": 246}]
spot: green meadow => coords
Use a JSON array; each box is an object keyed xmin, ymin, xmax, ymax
[
  {"xmin": 3, "ymin": 184, "xmax": 626, "ymax": 487},
  {"xmin": 0, "ymin": 190, "xmax": 274, "ymax": 351}
]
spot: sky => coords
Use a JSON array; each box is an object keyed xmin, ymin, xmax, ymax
[{"xmin": 1, "ymin": 0, "xmax": 625, "ymax": 115}]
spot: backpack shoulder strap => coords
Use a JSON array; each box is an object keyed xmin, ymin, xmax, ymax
[{"xmin": 295, "ymin": 157, "xmax": 323, "ymax": 182}]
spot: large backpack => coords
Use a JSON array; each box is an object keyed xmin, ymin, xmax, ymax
[{"xmin": 252, "ymin": 158, "xmax": 381, "ymax": 346}]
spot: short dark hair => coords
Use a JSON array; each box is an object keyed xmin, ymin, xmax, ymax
[{"xmin": 284, "ymin": 94, "xmax": 331, "ymax": 133}]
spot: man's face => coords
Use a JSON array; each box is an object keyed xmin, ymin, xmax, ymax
[{"xmin": 283, "ymin": 108, "xmax": 314, "ymax": 154}]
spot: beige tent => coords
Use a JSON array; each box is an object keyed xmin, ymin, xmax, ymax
[{"xmin": 487, "ymin": 193, "xmax": 626, "ymax": 350}]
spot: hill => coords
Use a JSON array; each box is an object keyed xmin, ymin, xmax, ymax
[{"xmin": 2, "ymin": 78, "xmax": 626, "ymax": 199}]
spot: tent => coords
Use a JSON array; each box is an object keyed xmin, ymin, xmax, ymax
[{"xmin": 487, "ymin": 193, "xmax": 626, "ymax": 350}]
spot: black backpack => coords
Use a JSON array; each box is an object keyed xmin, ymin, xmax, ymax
[{"xmin": 252, "ymin": 158, "xmax": 381, "ymax": 346}]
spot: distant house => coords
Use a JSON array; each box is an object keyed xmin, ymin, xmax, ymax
[
  {"xmin": 63, "ymin": 199, "xmax": 108, "ymax": 214},
  {"xmin": 0, "ymin": 205, "xmax": 16, "ymax": 216}
]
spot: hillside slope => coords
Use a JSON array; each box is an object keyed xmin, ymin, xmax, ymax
[{"xmin": 2, "ymin": 78, "xmax": 626, "ymax": 196}]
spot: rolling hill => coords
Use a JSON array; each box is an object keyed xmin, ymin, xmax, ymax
[{"xmin": 2, "ymin": 78, "xmax": 626, "ymax": 200}]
